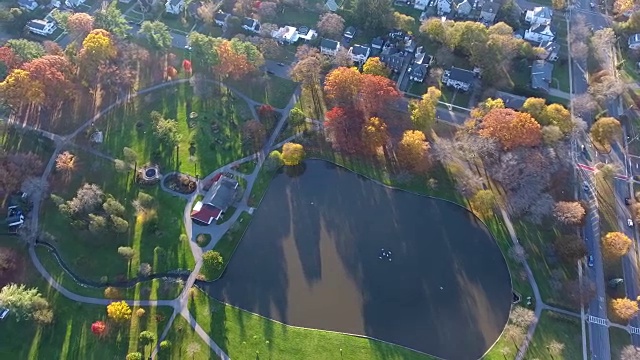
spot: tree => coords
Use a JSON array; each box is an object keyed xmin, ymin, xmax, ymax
[
  {"xmin": 139, "ymin": 263, "xmax": 152, "ymax": 276},
  {"xmin": 621, "ymin": 345, "xmax": 640, "ymax": 360},
  {"xmin": 362, "ymin": 57, "xmax": 389, "ymax": 77},
  {"xmin": 592, "ymin": 28, "xmax": 616, "ymax": 66},
  {"xmin": 570, "ymin": 41, "xmax": 588, "ymax": 62},
  {"xmin": 153, "ymin": 117, "xmax": 181, "ymax": 147},
  {"xmin": 541, "ymin": 103, "xmax": 573, "ymax": 134},
  {"xmin": 160, "ymin": 340, "xmax": 172, "ymax": 351},
  {"xmin": 521, "ymin": 97, "xmax": 546, "ymax": 122},
  {"xmin": 202, "ymin": 250, "xmax": 223, "ymax": 270},
  {"xmin": 188, "ymin": 32, "xmax": 222, "ymax": 69},
  {"xmin": 0, "ymin": 284, "xmax": 50, "ymax": 321},
  {"xmin": 0, "ymin": 69, "xmax": 44, "ymax": 108},
  {"xmin": 55, "ymin": 151, "xmax": 76, "ymax": 175},
  {"xmin": 610, "ymin": 298, "xmax": 639, "ymax": 321},
  {"xmin": 554, "ymin": 234, "xmax": 587, "ymax": 264},
  {"xmin": 139, "ymin": 330, "xmax": 157, "ymax": 349},
  {"xmin": 590, "ymin": 117, "xmax": 621, "ymax": 147},
  {"xmin": 552, "ymin": 0, "xmax": 566, "ymax": 10},
  {"xmin": 111, "ymin": 215, "xmax": 129, "ymax": 233},
  {"xmin": 242, "ymin": 120, "xmax": 266, "ymax": 151},
  {"xmin": 614, "ymin": 0, "xmax": 634, "ymax": 14},
  {"xmin": 117, "ymin": 246, "xmax": 135, "ymax": 262},
  {"xmin": 67, "ymin": 184, "xmax": 104, "ymax": 214},
  {"xmin": 351, "ymin": 0, "xmax": 393, "ymax": 34},
  {"xmin": 564, "ymin": 278, "xmax": 596, "ymax": 307},
  {"xmin": 397, "ymin": 130, "xmax": 429, "ymax": 172},
  {"xmin": 324, "ymin": 67, "xmax": 362, "ymax": 107},
  {"xmin": 67, "ymin": 13, "xmax": 94, "ymax": 39},
  {"xmin": 186, "ymin": 342, "xmax": 201, "ymax": 359},
  {"xmin": 5, "ymin": 39, "xmax": 45, "ymax": 64},
  {"xmin": 316, "ymin": 12, "xmax": 344, "ymax": 38},
  {"xmin": 572, "ymin": 93, "xmax": 597, "ymax": 115},
  {"xmin": 509, "ymin": 306, "xmax": 536, "ymax": 329},
  {"xmin": 197, "ymin": 2, "xmax": 216, "ymax": 25},
  {"xmin": 136, "ymin": 308, "xmax": 145, "ymax": 318},
  {"xmin": 361, "ymin": 117, "xmax": 389, "ymax": 153},
  {"xmin": 266, "ymin": 150, "xmax": 283, "ymax": 171},
  {"xmin": 333, "ymin": 47, "xmax": 352, "ymax": 67},
  {"xmin": 359, "ymin": 74, "xmax": 401, "ymax": 116},
  {"xmin": 214, "ymin": 39, "xmax": 264, "ymax": 79},
  {"xmin": 125, "ymin": 353, "xmax": 142, "ymax": 360},
  {"xmin": 290, "ymin": 55, "xmax": 322, "ymax": 88},
  {"xmin": 602, "ymin": 232, "xmax": 632, "ymax": 258},
  {"xmin": 470, "ymin": 98, "xmax": 504, "ymax": 119},
  {"xmin": 0, "ymin": 248, "xmax": 16, "ymax": 276},
  {"xmin": 289, "ymin": 107, "xmax": 306, "ymax": 128},
  {"xmin": 258, "ymin": 2, "xmax": 277, "ymax": 21},
  {"xmin": 94, "ymin": 2, "xmax": 131, "ymax": 39},
  {"xmin": 104, "ymin": 286, "xmax": 121, "ymax": 299},
  {"xmin": 479, "ymin": 108, "xmax": 542, "ymax": 150},
  {"xmin": 547, "ymin": 340, "xmax": 565, "ymax": 358},
  {"xmin": 324, "ymin": 107, "xmax": 365, "ymax": 154},
  {"xmin": 106, "ymin": 301, "xmax": 132, "ymax": 322},
  {"xmin": 496, "ymin": 0, "xmax": 521, "ymax": 30},
  {"xmin": 103, "ymin": 198, "xmax": 125, "ymax": 216},
  {"xmin": 123, "ymin": 147, "xmax": 138, "ymax": 165},
  {"xmin": 0, "ymin": 153, "xmax": 42, "ymax": 194},
  {"xmin": 139, "ymin": 21, "xmax": 172, "ymax": 51},
  {"xmin": 281, "ymin": 143, "xmax": 305, "ymax": 166},
  {"xmin": 542, "ymin": 125, "xmax": 564, "ymax": 145},
  {"xmin": 553, "ymin": 201, "xmax": 586, "ymax": 226},
  {"xmin": 410, "ymin": 87, "xmax": 441, "ymax": 133},
  {"xmin": 471, "ymin": 190, "xmax": 497, "ymax": 215},
  {"xmin": 393, "ymin": 11, "xmax": 415, "ymax": 33},
  {"xmin": 80, "ymin": 29, "xmax": 117, "ymax": 76},
  {"xmin": 22, "ymin": 55, "xmax": 74, "ymax": 105},
  {"xmin": 91, "ymin": 320, "xmax": 107, "ymax": 337},
  {"xmin": 88, "ymin": 214, "xmax": 107, "ymax": 233}
]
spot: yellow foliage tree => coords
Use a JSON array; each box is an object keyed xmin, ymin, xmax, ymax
[
  {"xmin": 0, "ymin": 69, "xmax": 44, "ymax": 108},
  {"xmin": 614, "ymin": 0, "xmax": 634, "ymax": 14},
  {"xmin": 397, "ymin": 130, "xmax": 430, "ymax": 172},
  {"xmin": 82, "ymin": 29, "xmax": 116, "ymax": 60},
  {"xmin": 281, "ymin": 143, "xmax": 305, "ymax": 166},
  {"xmin": 410, "ymin": 87, "xmax": 442, "ymax": 133},
  {"xmin": 361, "ymin": 117, "xmax": 389, "ymax": 153},
  {"xmin": 362, "ymin": 57, "xmax": 389, "ymax": 77},
  {"xmin": 591, "ymin": 117, "xmax": 621, "ymax": 147},
  {"xmin": 106, "ymin": 301, "xmax": 132, "ymax": 322},
  {"xmin": 602, "ymin": 232, "xmax": 632, "ymax": 258},
  {"xmin": 610, "ymin": 298, "xmax": 639, "ymax": 321},
  {"xmin": 470, "ymin": 97, "xmax": 504, "ymax": 119},
  {"xmin": 135, "ymin": 308, "xmax": 146, "ymax": 318}
]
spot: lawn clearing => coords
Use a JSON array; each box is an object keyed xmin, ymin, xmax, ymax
[
  {"xmin": 98, "ymin": 83, "xmax": 253, "ymax": 177},
  {"xmin": 275, "ymin": 6, "xmax": 322, "ymax": 28},
  {"xmin": 159, "ymin": 315, "xmax": 216, "ymax": 360},
  {"xmin": 525, "ymin": 310, "xmax": 582, "ymax": 359},
  {"xmin": 205, "ymin": 211, "xmax": 252, "ymax": 280},
  {"xmin": 440, "ymin": 87, "xmax": 471, "ymax": 108},
  {"xmin": 226, "ymin": 75, "xmax": 298, "ymax": 109},
  {"xmin": 610, "ymin": 327, "xmax": 631, "ymax": 359}
]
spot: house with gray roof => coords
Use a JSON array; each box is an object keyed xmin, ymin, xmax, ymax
[
  {"xmin": 380, "ymin": 47, "xmax": 405, "ymax": 72},
  {"xmin": 191, "ymin": 176, "xmax": 238, "ymax": 225},
  {"xmin": 525, "ymin": 6, "xmax": 552, "ymax": 25},
  {"xmin": 349, "ymin": 44, "xmax": 370, "ymax": 63},
  {"xmin": 480, "ymin": 0, "xmax": 501, "ymax": 23},
  {"xmin": 531, "ymin": 60, "xmax": 553, "ymax": 92},
  {"xmin": 320, "ymin": 38, "xmax": 341, "ymax": 55},
  {"xmin": 494, "ymin": 91, "xmax": 527, "ymax": 109}
]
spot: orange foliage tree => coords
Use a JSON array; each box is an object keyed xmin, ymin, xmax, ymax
[
  {"xmin": 213, "ymin": 39, "xmax": 264, "ymax": 79},
  {"xmin": 602, "ymin": 232, "xmax": 632, "ymax": 258},
  {"xmin": 361, "ymin": 117, "xmax": 389, "ymax": 154},
  {"xmin": 324, "ymin": 106, "xmax": 365, "ymax": 154},
  {"xmin": 478, "ymin": 108, "xmax": 542, "ymax": 150},
  {"xmin": 397, "ymin": 130, "xmax": 430, "ymax": 172},
  {"xmin": 22, "ymin": 55, "xmax": 74, "ymax": 105},
  {"xmin": 358, "ymin": 74, "xmax": 401, "ymax": 117},
  {"xmin": 610, "ymin": 298, "xmax": 639, "ymax": 321},
  {"xmin": 324, "ymin": 67, "xmax": 362, "ymax": 107}
]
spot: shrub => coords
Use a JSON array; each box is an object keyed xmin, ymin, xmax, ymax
[{"xmin": 159, "ymin": 340, "xmax": 171, "ymax": 351}]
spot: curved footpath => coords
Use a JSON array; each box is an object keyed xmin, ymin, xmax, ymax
[{"xmin": 8, "ymin": 76, "xmax": 563, "ymax": 360}]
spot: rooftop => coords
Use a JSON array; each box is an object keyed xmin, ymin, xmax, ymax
[
  {"xmin": 350, "ymin": 45, "xmax": 370, "ymax": 56},
  {"xmin": 204, "ymin": 176, "xmax": 238, "ymax": 212},
  {"xmin": 494, "ymin": 91, "xmax": 527, "ymax": 109},
  {"xmin": 448, "ymin": 67, "xmax": 475, "ymax": 83},
  {"xmin": 320, "ymin": 38, "xmax": 340, "ymax": 50}
]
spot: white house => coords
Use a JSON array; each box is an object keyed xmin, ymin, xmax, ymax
[
  {"xmin": 442, "ymin": 67, "xmax": 475, "ymax": 91},
  {"xmin": 26, "ymin": 20, "xmax": 56, "ymax": 36},
  {"xmin": 414, "ymin": 0, "xmax": 429, "ymax": 10},
  {"xmin": 273, "ymin": 26, "xmax": 298, "ymax": 44},
  {"xmin": 50, "ymin": 0, "xmax": 61, "ymax": 7},
  {"xmin": 456, "ymin": 0, "xmax": 472, "ymax": 16},
  {"xmin": 65, "ymin": 0, "xmax": 86, "ymax": 7},
  {"xmin": 437, "ymin": 0, "xmax": 452, "ymax": 15},
  {"xmin": 18, "ymin": 0, "xmax": 38, "ymax": 10},
  {"xmin": 320, "ymin": 38, "xmax": 340, "ymax": 56},
  {"xmin": 525, "ymin": 6, "xmax": 552, "ymax": 26},
  {"xmin": 344, "ymin": 26, "xmax": 356, "ymax": 39},
  {"xmin": 214, "ymin": 12, "xmax": 230, "ymax": 27},
  {"xmin": 524, "ymin": 24, "xmax": 555, "ymax": 43},
  {"xmin": 242, "ymin": 18, "xmax": 260, "ymax": 33},
  {"xmin": 165, "ymin": 0, "xmax": 184, "ymax": 14},
  {"xmin": 349, "ymin": 45, "xmax": 370, "ymax": 63},
  {"xmin": 629, "ymin": 34, "xmax": 640, "ymax": 49}
]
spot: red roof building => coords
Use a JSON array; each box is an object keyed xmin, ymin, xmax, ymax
[{"xmin": 190, "ymin": 202, "xmax": 222, "ymax": 225}]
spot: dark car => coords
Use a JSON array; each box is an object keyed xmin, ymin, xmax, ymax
[
  {"xmin": 626, "ymin": 197, "xmax": 632, "ymax": 205},
  {"xmin": 588, "ymin": 255, "xmax": 594, "ymax": 267},
  {"xmin": 266, "ymin": 70, "xmax": 275, "ymax": 75}
]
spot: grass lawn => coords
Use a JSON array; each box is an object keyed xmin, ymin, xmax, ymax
[
  {"xmin": 406, "ymin": 81, "xmax": 428, "ymax": 97},
  {"xmin": 204, "ymin": 211, "xmax": 252, "ymax": 280},
  {"xmin": 525, "ymin": 311, "xmax": 582, "ymax": 359},
  {"xmin": 440, "ymin": 87, "xmax": 472, "ymax": 108},
  {"xmin": 40, "ymin": 149, "xmax": 194, "ymax": 287},
  {"xmin": 99, "ymin": 83, "xmax": 253, "ymax": 177},
  {"xmin": 159, "ymin": 13, "xmax": 196, "ymax": 33},
  {"xmin": 159, "ymin": 315, "xmax": 216, "ymax": 359},
  {"xmin": 226, "ymin": 75, "xmax": 298, "ymax": 109},
  {"xmin": 187, "ymin": 290, "xmax": 437, "ymax": 360},
  {"xmin": 610, "ymin": 327, "xmax": 631, "ymax": 359},
  {"xmin": 234, "ymin": 160, "xmax": 257, "ymax": 174},
  {"xmin": 552, "ymin": 61, "xmax": 570, "ymax": 93},
  {"xmin": 275, "ymin": 6, "xmax": 322, "ymax": 28}
]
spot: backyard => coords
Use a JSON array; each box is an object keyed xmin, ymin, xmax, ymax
[
  {"xmin": 525, "ymin": 311, "xmax": 582, "ymax": 359},
  {"xmin": 226, "ymin": 75, "xmax": 298, "ymax": 109}
]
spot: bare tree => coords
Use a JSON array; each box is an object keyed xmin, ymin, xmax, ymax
[
  {"xmin": 197, "ymin": 2, "xmax": 216, "ymax": 26},
  {"xmin": 21, "ymin": 176, "xmax": 48, "ymax": 198},
  {"xmin": 316, "ymin": 12, "xmax": 345, "ymax": 38},
  {"xmin": 564, "ymin": 278, "xmax": 596, "ymax": 307},
  {"xmin": 186, "ymin": 342, "xmax": 201, "ymax": 359},
  {"xmin": 259, "ymin": 23, "xmax": 279, "ymax": 38},
  {"xmin": 547, "ymin": 340, "xmax": 565, "ymax": 358},
  {"xmin": 333, "ymin": 47, "xmax": 352, "ymax": 67},
  {"xmin": 257, "ymin": 2, "xmax": 277, "ymax": 21},
  {"xmin": 569, "ymin": 15, "xmax": 590, "ymax": 44},
  {"xmin": 572, "ymin": 94, "xmax": 597, "ymax": 115},
  {"xmin": 591, "ymin": 28, "xmax": 616, "ymax": 67},
  {"xmin": 66, "ymin": 183, "xmax": 104, "ymax": 214},
  {"xmin": 570, "ymin": 41, "xmax": 588, "ymax": 62},
  {"xmin": 621, "ymin": 345, "xmax": 640, "ymax": 360},
  {"xmin": 589, "ymin": 72, "xmax": 626, "ymax": 103},
  {"xmin": 508, "ymin": 244, "xmax": 527, "ymax": 263},
  {"xmin": 510, "ymin": 306, "xmax": 537, "ymax": 329},
  {"xmin": 502, "ymin": 324, "xmax": 525, "ymax": 349}
]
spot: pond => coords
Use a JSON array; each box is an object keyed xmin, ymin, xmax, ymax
[{"xmin": 203, "ymin": 160, "xmax": 512, "ymax": 359}]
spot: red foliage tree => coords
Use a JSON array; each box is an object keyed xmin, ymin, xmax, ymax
[
  {"xmin": 324, "ymin": 107, "xmax": 365, "ymax": 154},
  {"xmin": 166, "ymin": 66, "xmax": 178, "ymax": 79},
  {"xmin": 91, "ymin": 320, "xmax": 107, "ymax": 337},
  {"xmin": 324, "ymin": 67, "xmax": 362, "ymax": 107},
  {"xmin": 358, "ymin": 74, "xmax": 401, "ymax": 117},
  {"xmin": 479, "ymin": 108, "xmax": 542, "ymax": 150},
  {"xmin": 0, "ymin": 47, "xmax": 18, "ymax": 74},
  {"xmin": 22, "ymin": 55, "xmax": 74, "ymax": 105},
  {"xmin": 182, "ymin": 59, "xmax": 192, "ymax": 74}
]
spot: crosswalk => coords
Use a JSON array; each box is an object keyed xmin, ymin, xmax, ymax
[
  {"xmin": 630, "ymin": 326, "xmax": 640, "ymax": 335},
  {"xmin": 588, "ymin": 315, "xmax": 609, "ymax": 326}
]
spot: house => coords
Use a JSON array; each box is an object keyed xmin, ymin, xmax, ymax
[
  {"xmin": 404, "ymin": 37, "xmax": 416, "ymax": 53},
  {"xmin": 371, "ymin": 37, "xmax": 385, "ymax": 50},
  {"xmin": 380, "ymin": 47, "xmax": 405, "ymax": 72},
  {"xmin": 273, "ymin": 26, "xmax": 299, "ymax": 44},
  {"xmin": 214, "ymin": 12, "xmax": 229, "ymax": 27},
  {"xmin": 6, "ymin": 206, "xmax": 24, "ymax": 229},
  {"xmin": 325, "ymin": 0, "xmax": 338, "ymax": 11},
  {"xmin": 629, "ymin": 34, "xmax": 640, "ymax": 50},
  {"xmin": 531, "ymin": 60, "xmax": 553, "ymax": 92},
  {"xmin": 165, "ymin": 0, "xmax": 184, "ymax": 14},
  {"xmin": 456, "ymin": 0, "xmax": 472, "ymax": 16},
  {"xmin": 538, "ymin": 40, "xmax": 559, "ymax": 62},
  {"xmin": 118, "ymin": 0, "xmax": 132, "ymax": 3},
  {"xmin": 18, "ymin": 0, "xmax": 38, "ymax": 10},
  {"xmin": 51, "ymin": 0, "xmax": 61, "ymax": 6},
  {"xmin": 65, "ymin": 0, "xmax": 85, "ymax": 7},
  {"xmin": 320, "ymin": 38, "xmax": 340, "ymax": 56},
  {"xmin": 409, "ymin": 64, "xmax": 428, "ymax": 82},
  {"xmin": 414, "ymin": 0, "xmax": 429, "ymax": 10},
  {"xmin": 524, "ymin": 24, "xmax": 554, "ymax": 43},
  {"xmin": 480, "ymin": 0, "xmax": 501, "ymax": 23},
  {"xmin": 413, "ymin": 48, "xmax": 432, "ymax": 66},
  {"xmin": 442, "ymin": 67, "xmax": 475, "ymax": 91},
  {"xmin": 242, "ymin": 18, "xmax": 260, "ymax": 33},
  {"xmin": 437, "ymin": 0, "xmax": 452, "ymax": 14},
  {"xmin": 190, "ymin": 176, "xmax": 238, "ymax": 225},
  {"xmin": 344, "ymin": 26, "xmax": 356, "ymax": 39},
  {"xmin": 525, "ymin": 6, "xmax": 552, "ymax": 26},
  {"xmin": 296, "ymin": 26, "xmax": 317, "ymax": 41},
  {"xmin": 349, "ymin": 44, "xmax": 370, "ymax": 63},
  {"xmin": 494, "ymin": 91, "xmax": 527, "ymax": 110},
  {"xmin": 26, "ymin": 20, "xmax": 56, "ymax": 36}
]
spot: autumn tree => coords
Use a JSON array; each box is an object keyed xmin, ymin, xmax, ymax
[
  {"xmin": 554, "ymin": 234, "xmax": 587, "ymax": 264},
  {"xmin": 553, "ymin": 201, "xmax": 586, "ymax": 226},
  {"xmin": 361, "ymin": 117, "xmax": 389, "ymax": 154},
  {"xmin": 22, "ymin": 55, "xmax": 74, "ymax": 106},
  {"xmin": 521, "ymin": 97, "xmax": 546, "ymax": 121},
  {"xmin": 324, "ymin": 67, "xmax": 362, "ymax": 107},
  {"xmin": 393, "ymin": 11, "xmax": 415, "ymax": 33},
  {"xmin": 0, "ymin": 284, "xmax": 51, "ymax": 321},
  {"xmin": 55, "ymin": 151, "xmax": 76, "ymax": 175},
  {"xmin": 0, "ymin": 69, "xmax": 44, "ymax": 109},
  {"xmin": 602, "ymin": 232, "xmax": 632, "ymax": 258},
  {"xmin": 197, "ymin": 2, "xmax": 216, "ymax": 26},
  {"xmin": 79, "ymin": 29, "xmax": 116, "ymax": 80},
  {"xmin": 471, "ymin": 189, "xmax": 497, "ymax": 215},
  {"xmin": 397, "ymin": 130, "xmax": 430, "ymax": 172},
  {"xmin": 552, "ymin": 0, "xmax": 566, "ymax": 10},
  {"xmin": 118, "ymin": 246, "xmax": 135, "ymax": 261},
  {"xmin": 614, "ymin": 0, "xmax": 634, "ymax": 14},
  {"xmin": 362, "ymin": 57, "xmax": 389, "ymax": 77},
  {"xmin": 139, "ymin": 21, "xmax": 172, "ymax": 51},
  {"xmin": 258, "ymin": 2, "xmax": 277, "ymax": 21},
  {"xmin": 509, "ymin": 306, "xmax": 536, "ymax": 329},
  {"xmin": 541, "ymin": 103, "xmax": 573, "ymax": 134},
  {"xmin": 242, "ymin": 120, "xmax": 266, "ymax": 151},
  {"xmin": 590, "ymin": 117, "xmax": 621, "ymax": 147},
  {"xmin": 106, "ymin": 301, "xmax": 132, "ymax": 322},
  {"xmin": 621, "ymin": 345, "xmax": 640, "ymax": 360},
  {"xmin": 266, "ymin": 150, "xmax": 283, "ymax": 170},
  {"xmin": 410, "ymin": 87, "xmax": 441, "ymax": 133},
  {"xmin": 136, "ymin": 308, "xmax": 145, "ymax": 317},
  {"xmin": 214, "ymin": 39, "xmax": 264, "ymax": 79},
  {"xmin": 104, "ymin": 286, "xmax": 121, "ymax": 299},
  {"xmin": 91, "ymin": 320, "xmax": 107, "ymax": 337},
  {"xmin": 67, "ymin": 12, "xmax": 94, "ymax": 39},
  {"xmin": 324, "ymin": 106, "xmax": 365, "ymax": 154},
  {"xmin": 479, "ymin": 108, "xmax": 542, "ymax": 150},
  {"xmin": 0, "ymin": 248, "xmax": 16, "ymax": 276},
  {"xmin": 359, "ymin": 74, "xmax": 400, "ymax": 116},
  {"xmin": 470, "ymin": 98, "xmax": 504, "ymax": 119},
  {"xmin": 64, "ymin": 183, "xmax": 104, "ymax": 215},
  {"xmin": 610, "ymin": 298, "xmax": 639, "ymax": 321},
  {"xmin": 281, "ymin": 143, "xmax": 305, "ymax": 166},
  {"xmin": 316, "ymin": 12, "xmax": 345, "ymax": 38},
  {"xmin": 0, "ymin": 152, "xmax": 42, "ymax": 194}
]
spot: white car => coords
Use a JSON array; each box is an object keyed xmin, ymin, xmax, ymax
[
  {"xmin": 628, "ymin": 219, "xmax": 634, "ymax": 227},
  {"xmin": 0, "ymin": 308, "xmax": 8, "ymax": 319},
  {"xmin": 583, "ymin": 181, "xmax": 589, "ymax": 192}
]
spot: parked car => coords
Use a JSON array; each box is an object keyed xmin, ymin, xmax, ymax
[
  {"xmin": 626, "ymin": 197, "xmax": 632, "ymax": 205},
  {"xmin": 583, "ymin": 181, "xmax": 589, "ymax": 192},
  {"xmin": 588, "ymin": 255, "xmax": 594, "ymax": 267},
  {"xmin": 0, "ymin": 308, "xmax": 9, "ymax": 319},
  {"xmin": 628, "ymin": 218, "xmax": 634, "ymax": 227}
]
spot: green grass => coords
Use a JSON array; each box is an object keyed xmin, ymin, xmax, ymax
[
  {"xmin": 275, "ymin": 6, "xmax": 322, "ymax": 28},
  {"xmin": 188, "ymin": 290, "xmax": 437, "ymax": 360},
  {"xmin": 234, "ymin": 160, "xmax": 257, "ymax": 174},
  {"xmin": 525, "ymin": 311, "xmax": 582, "ymax": 359},
  {"xmin": 610, "ymin": 327, "xmax": 631, "ymax": 359},
  {"xmin": 0, "ymin": 125, "xmax": 55, "ymax": 165},
  {"xmin": 204, "ymin": 211, "xmax": 252, "ymax": 280},
  {"xmin": 159, "ymin": 315, "xmax": 216, "ymax": 360},
  {"xmin": 159, "ymin": 13, "xmax": 196, "ymax": 33},
  {"xmin": 552, "ymin": 61, "xmax": 570, "ymax": 93},
  {"xmin": 440, "ymin": 87, "xmax": 471, "ymax": 108},
  {"xmin": 216, "ymin": 206, "xmax": 237, "ymax": 225},
  {"xmin": 99, "ymin": 83, "xmax": 252, "ymax": 177},
  {"xmin": 226, "ymin": 75, "xmax": 298, "ymax": 109},
  {"xmin": 248, "ymin": 167, "xmax": 278, "ymax": 207},
  {"xmin": 40, "ymin": 149, "xmax": 194, "ymax": 286}
]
